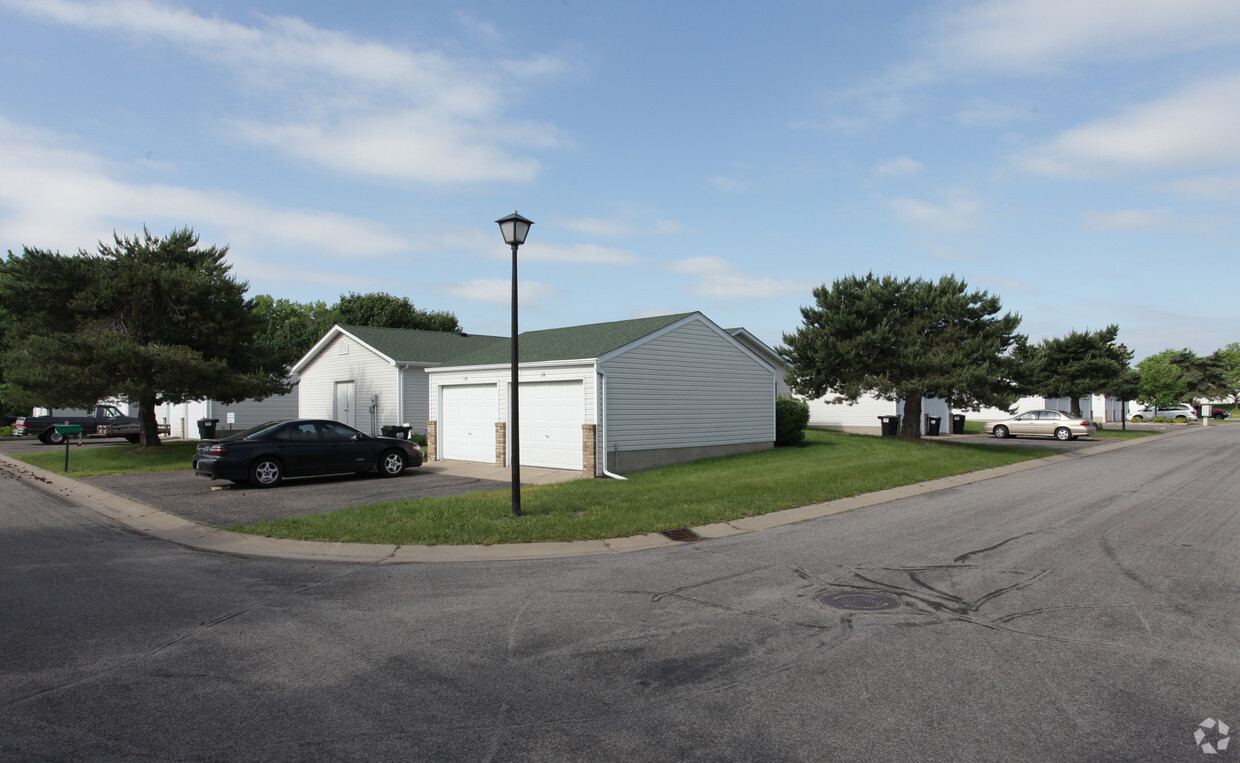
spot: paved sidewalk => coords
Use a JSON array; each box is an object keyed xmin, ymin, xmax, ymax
[{"xmin": 1, "ymin": 427, "xmax": 1201, "ymax": 563}]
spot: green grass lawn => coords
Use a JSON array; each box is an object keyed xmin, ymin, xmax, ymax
[
  {"xmin": 230, "ymin": 430, "xmax": 1051, "ymax": 546},
  {"xmin": 10, "ymin": 441, "xmax": 199, "ymax": 477}
]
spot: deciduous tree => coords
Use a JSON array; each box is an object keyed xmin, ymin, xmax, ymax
[
  {"xmin": 250, "ymin": 292, "xmax": 462, "ymax": 367},
  {"xmin": 1136, "ymin": 350, "xmax": 1188, "ymax": 409}
]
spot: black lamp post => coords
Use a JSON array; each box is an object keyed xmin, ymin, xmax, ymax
[
  {"xmin": 1118, "ymin": 343, "xmax": 1128, "ymax": 432},
  {"xmin": 496, "ymin": 211, "xmax": 533, "ymax": 517}
]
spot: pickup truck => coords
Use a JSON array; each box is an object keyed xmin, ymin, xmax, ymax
[
  {"xmin": 14, "ymin": 405, "xmax": 169, "ymax": 445},
  {"xmin": 1189, "ymin": 403, "xmax": 1232, "ymax": 420}
]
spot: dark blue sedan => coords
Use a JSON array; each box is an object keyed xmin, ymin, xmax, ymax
[{"xmin": 193, "ymin": 419, "xmax": 423, "ymax": 488}]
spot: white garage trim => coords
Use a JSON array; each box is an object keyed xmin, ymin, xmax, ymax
[
  {"xmin": 440, "ymin": 384, "xmax": 498, "ymax": 463},
  {"xmin": 514, "ymin": 380, "xmax": 584, "ymax": 470}
]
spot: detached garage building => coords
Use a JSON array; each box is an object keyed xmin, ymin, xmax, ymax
[
  {"xmin": 295, "ymin": 313, "xmax": 780, "ymax": 477},
  {"xmin": 292, "ymin": 325, "xmax": 505, "ymax": 437}
]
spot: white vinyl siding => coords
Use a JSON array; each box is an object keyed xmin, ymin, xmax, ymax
[
  {"xmin": 209, "ymin": 388, "xmax": 299, "ymax": 433},
  {"xmin": 805, "ymin": 395, "xmax": 897, "ymax": 430},
  {"xmin": 898, "ymin": 397, "xmax": 950, "ymax": 435},
  {"xmin": 298, "ymin": 334, "xmax": 399, "ymax": 434},
  {"xmin": 401, "ymin": 367, "xmax": 430, "ymax": 433},
  {"xmin": 600, "ymin": 319, "xmax": 772, "ymax": 452}
]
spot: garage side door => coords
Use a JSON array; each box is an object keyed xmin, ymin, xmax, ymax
[
  {"xmin": 519, "ymin": 381, "xmax": 584, "ymax": 470},
  {"xmin": 441, "ymin": 384, "xmax": 497, "ymax": 463}
]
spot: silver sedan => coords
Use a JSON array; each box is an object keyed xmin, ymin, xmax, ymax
[{"xmin": 983, "ymin": 410, "xmax": 1097, "ymax": 441}]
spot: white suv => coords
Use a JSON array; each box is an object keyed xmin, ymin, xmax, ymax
[{"xmin": 1129, "ymin": 404, "xmax": 1198, "ymax": 422}]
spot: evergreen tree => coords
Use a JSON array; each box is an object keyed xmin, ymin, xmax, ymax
[
  {"xmin": 1019, "ymin": 325, "xmax": 1136, "ymax": 416},
  {"xmin": 1, "ymin": 228, "xmax": 287, "ymax": 445},
  {"xmin": 781, "ymin": 273, "xmax": 1023, "ymax": 439}
]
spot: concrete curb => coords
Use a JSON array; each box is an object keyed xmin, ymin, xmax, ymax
[{"xmin": 1, "ymin": 426, "xmax": 1203, "ymax": 563}]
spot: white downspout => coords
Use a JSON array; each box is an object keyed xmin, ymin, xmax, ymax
[
  {"xmin": 597, "ymin": 368, "xmax": 627, "ymax": 481},
  {"xmin": 395, "ymin": 362, "xmax": 405, "ymax": 429}
]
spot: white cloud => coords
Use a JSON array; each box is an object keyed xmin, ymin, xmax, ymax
[
  {"xmin": 554, "ymin": 215, "xmax": 688, "ymax": 237},
  {"xmin": 918, "ymin": 0, "xmax": 1240, "ymax": 78},
  {"xmin": 705, "ymin": 175, "xmax": 745, "ymax": 192},
  {"xmin": 443, "ymin": 278, "xmax": 558, "ymax": 306},
  {"xmin": 1083, "ymin": 208, "xmax": 1218, "ymax": 233},
  {"xmin": 4, "ymin": 0, "xmax": 569, "ymax": 185},
  {"xmin": 1016, "ymin": 73, "xmax": 1240, "ymax": 178},
  {"xmin": 228, "ymin": 112, "xmax": 562, "ymax": 185},
  {"xmin": 889, "ymin": 190, "xmax": 981, "ymax": 235},
  {"xmin": 970, "ymin": 272, "xmax": 1031, "ymax": 292},
  {"xmin": 654, "ymin": 219, "xmax": 688, "ymax": 236},
  {"xmin": 1156, "ymin": 174, "xmax": 1240, "ymax": 201},
  {"xmin": 953, "ymin": 97, "xmax": 1033, "ymax": 126},
  {"xmin": 872, "ymin": 156, "xmax": 926, "ymax": 177},
  {"xmin": 667, "ymin": 257, "xmax": 815, "ymax": 299},
  {"xmin": 556, "ymin": 217, "xmax": 635, "ymax": 236},
  {"xmin": 0, "ymin": 116, "xmax": 407, "ymax": 258},
  {"xmin": 522, "ymin": 243, "xmax": 642, "ymax": 265},
  {"xmin": 1083, "ymin": 209, "xmax": 1172, "ymax": 232}
]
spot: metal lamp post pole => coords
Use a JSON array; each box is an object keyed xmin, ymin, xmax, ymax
[
  {"xmin": 510, "ymin": 239, "xmax": 521, "ymax": 518},
  {"xmin": 496, "ymin": 211, "xmax": 532, "ymax": 519}
]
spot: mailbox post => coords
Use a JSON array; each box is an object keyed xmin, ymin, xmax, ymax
[{"xmin": 54, "ymin": 424, "xmax": 83, "ymax": 472}]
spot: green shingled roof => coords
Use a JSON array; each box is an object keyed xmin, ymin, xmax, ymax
[
  {"xmin": 335, "ymin": 324, "xmax": 507, "ymax": 364},
  {"xmin": 316, "ymin": 314, "xmax": 698, "ymax": 368},
  {"xmin": 445, "ymin": 313, "xmax": 695, "ymax": 366}
]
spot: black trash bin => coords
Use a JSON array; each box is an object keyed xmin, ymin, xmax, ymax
[
  {"xmin": 878, "ymin": 415, "xmax": 900, "ymax": 436},
  {"xmin": 926, "ymin": 416, "xmax": 942, "ymax": 436},
  {"xmin": 951, "ymin": 413, "xmax": 966, "ymax": 434},
  {"xmin": 381, "ymin": 425, "xmax": 412, "ymax": 439},
  {"xmin": 197, "ymin": 418, "xmax": 219, "ymax": 439}
]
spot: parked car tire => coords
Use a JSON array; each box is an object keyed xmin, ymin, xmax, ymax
[
  {"xmin": 1055, "ymin": 427, "xmax": 1072, "ymax": 441},
  {"xmin": 249, "ymin": 457, "xmax": 284, "ymax": 488},
  {"xmin": 992, "ymin": 425, "xmax": 1009, "ymax": 439},
  {"xmin": 1131, "ymin": 414, "xmax": 1146, "ymax": 422},
  {"xmin": 125, "ymin": 435, "xmax": 141, "ymax": 444},
  {"xmin": 43, "ymin": 428, "xmax": 65, "ymax": 445},
  {"xmin": 1174, "ymin": 415, "xmax": 1188, "ymax": 422},
  {"xmin": 379, "ymin": 449, "xmax": 407, "ymax": 478}
]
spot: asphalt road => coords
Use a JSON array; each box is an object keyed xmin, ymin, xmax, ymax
[{"xmin": 3, "ymin": 426, "xmax": 1238, "ymax": 760}]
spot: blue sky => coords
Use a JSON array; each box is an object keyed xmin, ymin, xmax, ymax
[{"xmin": 2, "ymin": 0, "xmax": 1239, "ymax": 360}]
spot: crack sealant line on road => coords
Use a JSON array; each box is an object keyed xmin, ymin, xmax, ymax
[{"xmin": 0, "ymin": 426, "xmax": 1208, "ymax": 564}]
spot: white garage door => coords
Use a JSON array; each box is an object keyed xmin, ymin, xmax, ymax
[
  {"xmin": 441, "ymin": 384, "xmax": 497, "ymax": 463},
  {"xmin": 518, "ymin": 381, "xmax": 584, "ymax": 470}
]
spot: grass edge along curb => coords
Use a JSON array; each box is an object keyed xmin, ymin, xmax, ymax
[{"xmin": 230, "ymin": 431, "xmax": 1051, "ymax": 546}]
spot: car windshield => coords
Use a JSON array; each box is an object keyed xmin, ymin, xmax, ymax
[{"xmin": 233, "ymin": 421, "xmax": 286, "ymax": 439}]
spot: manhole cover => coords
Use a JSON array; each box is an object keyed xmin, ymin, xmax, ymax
[
  {"xmin": 817, "ymin": 591, "xmax": 901, "ymax": 611},
  {"xmin": 659, "ymin": 527, "xmax": 702, "ymax": 543}
]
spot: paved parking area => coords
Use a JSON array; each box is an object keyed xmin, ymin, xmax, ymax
[
  {"xmin": 82, "ymin": 468, "xmax": 512, "ymax": 526},
  {"xmin": 0, "ymin": 436, "xmax": 581, "ymax": 527}
]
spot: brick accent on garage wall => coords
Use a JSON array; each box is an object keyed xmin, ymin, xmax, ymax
[
  {"xmin": 494, "ymin": 422, "xmax": 506, "ymax": 467},
  {"xmin": 426, "ymin": 421, "xmax": 438, "ymax": 461},
  {"xmin": 582, "ymin": 424, "xmax": 596, "ymax": 478}
]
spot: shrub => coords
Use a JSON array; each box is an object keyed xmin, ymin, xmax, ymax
[
  {"xmin": 0, "ymin": 426, "xmax": 12, "ymax": 437},
  {"xmin": 775, "ymin": 396, "xmax": 810, "ymax": 446},
  {"xmin": 410, "ymin": 432, "xmax": 428, "ymax": 448}
]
